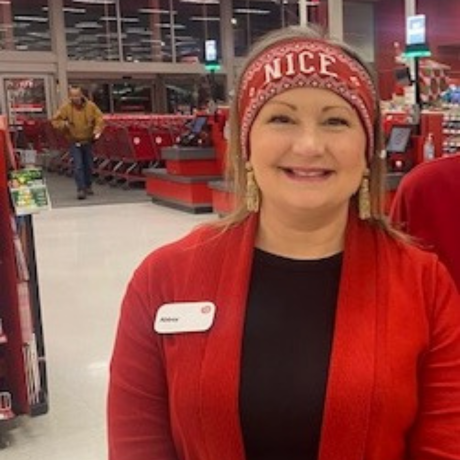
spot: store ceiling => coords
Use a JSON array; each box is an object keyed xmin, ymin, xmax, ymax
[{"xmin": 1, "ymin": 0, "xmax": 380, "ymax": 58}]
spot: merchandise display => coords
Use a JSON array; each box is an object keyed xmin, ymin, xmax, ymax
[
  {"xmin": 0, "ymin": 393, "xmax": 14, "ymax": 422},
  {"xmin": 442, "ymin": 108, "xmax": 460, "ymax": 155},
  {"xmin": 0, "ymin": 116, "xmax": 49, "ymax": 450}
]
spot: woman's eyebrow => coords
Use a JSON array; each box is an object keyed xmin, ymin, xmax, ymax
[
  {"xmin": 264, "ymin": 100, "xmax": 298, "ymax": 111},
  {"xmin": 322, "ymin": 105, "xmax": 353, "ymax": 114}
]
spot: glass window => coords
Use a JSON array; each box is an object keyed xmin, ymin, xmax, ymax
[
  {"xmin": 344, "ymin": 1, "xmax": 375, "ymax": 64},
  {"xmin": 69, "ymin": 80, "xmax": 153, "ymax": 113},
  {"xmin": 112, "ymin": 81, "xmax": 153, "ymax": 113},
  {"xmin": 3, "ymin": 77, "xmax": 49, "ymax": 122},
  {"xmin": 69, "ymin": 81, "xmax": 112, "ymax": 113},
  {"xmin": 164, "ymin": 72, "xmax": 225, "ymax": 114},
  {"xmin": 90, "ymin": 82, "xmax": 112, "ymax": 113},
  {"xmin": 281, "ymin": 0, "xmax": 300, "ymax": 28},
  {"xmin": 233, "ymin": 0, "xmax": 282, "ymax": 58},
  {"xmin": 173, "ymin": 0, "xmax": 220, "ymax": 64},
  {"xmin": 0, "ymin": 0, "xmax": 51, "ymax": 52},
  {"xmin": 64, "ymin": 0, "xmax": 120, "ymax": 61},
  {"xmin": 165, "ymin": 74, "xmax": 196, "ymax": 114},
  {"xmin": 120, "ymin": 0, "xmax": 172, "ymax": 63}
]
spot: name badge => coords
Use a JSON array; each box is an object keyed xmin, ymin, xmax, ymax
[{"xmin": 154, "ymin": 302, "xmax": 216, "ymax": 334}]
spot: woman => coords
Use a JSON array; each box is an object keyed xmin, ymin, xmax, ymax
[{"xmin": 108, "ymin": 26, "xmax": 460, "ymax": 460}]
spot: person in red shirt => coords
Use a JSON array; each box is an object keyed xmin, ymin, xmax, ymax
[
  {"xmin": 108, "ymin": 26, "xmax": 460, "ymax": 460},
  {"xmin": 391, "ymin": 154, "xmax": 460, "ymax": 291}
]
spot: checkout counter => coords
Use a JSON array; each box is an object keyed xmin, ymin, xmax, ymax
[
  {"xmin": 384, "ymin": 110, "xmax": 444, "ymax": 210},
  {"xmin": 144, "ymin": 110, "xmax": 228, "ymax": 213}
]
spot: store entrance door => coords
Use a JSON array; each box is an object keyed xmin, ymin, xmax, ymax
[{"xmin": 0, "ymin": 75, "xmax": 55, "ymax": 124}]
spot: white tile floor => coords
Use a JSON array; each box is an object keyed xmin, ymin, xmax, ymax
[{"xmin": 3, "ymin": 203, "xmax": 213, "ymax": 460}]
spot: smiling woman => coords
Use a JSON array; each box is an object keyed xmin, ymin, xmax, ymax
[
  {"xmin": 108, "ymin": 25, "xmax": 460, "ymax": 460},
  {"xmin": 248, "ymin": 87, "xmax": 367, "ymax": 231},
  {"xmin": 228, "ymin": 26, "xmax": 380, "ymax": 231}
]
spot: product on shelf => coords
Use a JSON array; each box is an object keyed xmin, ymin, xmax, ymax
[
  {"xmin": 0, "ymin": 392, "xmax": 14, "ymax": 421},
  {"xmin": 442, "ymin": 107, "xmax": 460, "ymax": 155},
  {"xmin": 1, "ymin": 114, "xmax": 49, "ymax": 438},
  {"xmin": 423, "ymin": 133, "xmax": 435, "ymax": 161}
]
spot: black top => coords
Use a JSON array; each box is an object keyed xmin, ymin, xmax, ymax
[{"xmin": 239, "ymin": 248, "xmax": 343, "ymax": 460}]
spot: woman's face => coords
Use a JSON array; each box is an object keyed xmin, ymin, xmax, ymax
[{"xmin": 248, "ymin": 87, "xmax": 367, "ymax": 217}]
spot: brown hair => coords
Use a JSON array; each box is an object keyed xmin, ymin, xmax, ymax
[{"xmin": 216, "ymin": 25, "xmax": 403, "ymax": 239}]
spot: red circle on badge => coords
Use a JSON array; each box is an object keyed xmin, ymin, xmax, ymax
[{"xmin": 201, "ymin": 305, "xmax": 211, "ymax": 314}]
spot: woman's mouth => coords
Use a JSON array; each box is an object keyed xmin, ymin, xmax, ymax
[{"xmin": 280, "ymin": 167, "xmax": 334, "ymax": 181}]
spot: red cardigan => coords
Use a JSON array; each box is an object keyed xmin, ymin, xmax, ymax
[
  {"xmin": 108, "ymin": 213, "xmax": 460, "ymax": 460},
  {"xmin": 390, "ymin": 154, "xmax": 460, "ymax": 291}
]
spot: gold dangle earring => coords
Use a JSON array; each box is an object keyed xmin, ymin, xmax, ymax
[
  {"xmin": 359, "ymin": 168, "xmax": 371, "ymax": 220},
  {"xmin": 245, "ymin": 161, "xmax": 260, "ymax": 213}
]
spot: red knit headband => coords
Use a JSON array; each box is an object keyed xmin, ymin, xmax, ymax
[{"xmin": 238, "ymin": 38, "xmax": 377, "ymax": 161}]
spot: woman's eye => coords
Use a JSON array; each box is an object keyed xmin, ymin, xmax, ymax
[
  {"xmin": 268, "ymin": 114, "xmax": 293, "ymax": 124},
  {"xmin": 325, "ymin": 117, "xmax": 350, "ymax": 127}
]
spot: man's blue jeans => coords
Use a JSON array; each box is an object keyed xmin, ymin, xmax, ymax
[{"xmin": 70, "ymin": 142, "xmax": 93, "ymax": 191}]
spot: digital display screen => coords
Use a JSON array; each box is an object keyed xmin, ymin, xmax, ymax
[
  {"xmin": 191, "ymin": 116, "xmax": 207, "ymax": 134},
  {"xmin": 394, "ymin": 67, "xmax": 412, "ymax": 87},
  {"xmin": 205, "ymin": 40, "xmax": 217, "ymax": 62},
  {"xmin": 386, "ymin": 126, "xmax": 412, "ymax": 153},
  {"xmin": 406, "ymin": 15, "xmax": 426, "ymax": 46}
]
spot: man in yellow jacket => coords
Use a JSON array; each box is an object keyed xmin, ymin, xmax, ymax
[{"xmin": 52, "ymin": 87, "xmax": 104, "ymax": 199}]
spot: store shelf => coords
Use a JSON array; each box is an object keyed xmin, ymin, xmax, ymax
[{"xmin": 0, "ymin": 116, "xmax": 49, "ymax": 448}]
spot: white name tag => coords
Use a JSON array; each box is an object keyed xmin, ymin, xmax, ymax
[{"xmin": 154, "ymin": 302, "xmax": 216, "ymax": 334}]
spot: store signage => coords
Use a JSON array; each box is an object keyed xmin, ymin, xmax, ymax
[
  {"xmin": 205, "ymin": 40, "xmax": 217, "ymax": 63},
  {"xmin": 406, "ymin": 15, "xmax": 426, "ymax": 46},
  {"xmin": 8, "ymin": 168, "xmax": 50, "ymax": 216},
  {"xmin": 404, "ymin": 14, "xmax": 431, "ymax": 58},
  {"xmin": 204, "ymin": 39, "xmax": 221, "ymax": 71}
]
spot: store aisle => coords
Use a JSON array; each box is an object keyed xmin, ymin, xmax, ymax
[
  {"xmin": 3, "ymin": 203, "xmax": 213, "ymax": 460},
  {"xmin": 44, "ymin": 171, "xmax": 150, "ymax": 209}
]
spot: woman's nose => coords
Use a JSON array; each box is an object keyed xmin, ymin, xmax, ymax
[{"xmin": 291, "ymin": 125, "xmax": 325, "ymax": 157}]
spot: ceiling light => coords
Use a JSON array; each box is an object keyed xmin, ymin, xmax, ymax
[
  {"xmin": 155, "ymin": 23, "xmax": 186, "ymax": 29},
  {"xmin": 100, "ymin": 16, "xmax": 139, "ymax": 23},
  {"xmin": 140, "ymin": 39, "xmax": 165, "ymax": 45},
  {"xmin": 96, "ymin": 32, "xmax": 126, "ymax": 38},
  {"xmin": 27, "ymin": 32, "xmax": 51, "ymax": 38},
  {"xmin": 75, "ymin": 22, "xmax": 103, "ymax": 29},
  {"xmin": 190, "ymin": 16, "xmax": 220, "ymax": 21},
  {"xmin": 126, "ymin": 27, "xmax": 152, "ymax": 34},
  {"xmin": 139, "ymin": 8, "xmax": 177, "ymax": 15},
  {"xmin": 0, "ymin": 1, "xmax": 11, "ymax": 4},
  {"xmin": 45, "ymin": 7, "xmax": 87, "ymax": 13},
  {"xmin": 64, "ymin": 7, "xmax": 87, "ymax": 13},
  {"xmin": 14, "ymin": 15, "xmax": 49, "ymax": 22},
  {"xmin": 180, "ymin": 0, "xmax": 218, "ymax": 4},
  {"xmin": 72, "ymin": 0, "xmax": 115, "ymax": 4},
  {"xmin": 234, "ymin": 8, "xmax": 271, "ymax": 15}
]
